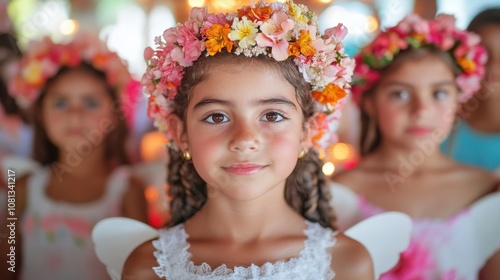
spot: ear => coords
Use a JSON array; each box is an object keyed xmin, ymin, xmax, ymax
[
  {"xmin": 166, "ymin": 114, "xmax": 188, "ymax": 150},
  {"xmin": 300, "ymin": 115, "xmax": 315, "ymax": 149}
]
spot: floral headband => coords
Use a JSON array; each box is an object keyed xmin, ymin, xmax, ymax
[
  {"xmin": 143, "ymin": 0, "xmax": 355, "ymax": 149},
  {"xmin": 8, "ymin": 34, "xmax": 138, "ymax": 120},
  {"xmin": 351, "ymin": 13, "xmax": 487, "ymax": 104}
]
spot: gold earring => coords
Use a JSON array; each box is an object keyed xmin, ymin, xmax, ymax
[
  {"xmin": 182, "ymin": 149, "xmax": 191, "ymax": 161},
  {"xmin": 298, "ymin": 148, "xmax": 308, "ymax": 159}
]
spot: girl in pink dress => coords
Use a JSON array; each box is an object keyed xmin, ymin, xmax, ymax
[{"xmin": 332, "ymin": 13, "xmax": 500, "ymax": 280}]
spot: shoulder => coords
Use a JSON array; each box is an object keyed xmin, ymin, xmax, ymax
[
  {"xmin": 123, "ymin": 239, "xmax": 161, "ymax": 280},
  {"xmin": 330, "ymin": 233, "xmax": 374, "ymax": 280},
  {"xmin": 449, "ymin": 162, "xmax": 497, "ymax": 194},
  {"xmin": 121, "ymin": 175, "xmax": 148, "ymax": 223}
]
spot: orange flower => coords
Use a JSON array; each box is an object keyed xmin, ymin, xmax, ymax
[
  {"xmin": 296, "ymin": 30, "xmax": 316, "ymax": 57},
  {"xmin": 288, "ymin": 43, "xmax": 301, "ymax": 57},
  {"xmin": 205, "ymin": 23, "xmax": 233, "ymax": 56},
  {"xmin": 237, "ymin": 6, "xmax": 272, "ymax": 21},
  {"xmin": 92, "ymin": 53, "xmax": 109, "ymax": 68},
  {"xmin": 457, "ymin": 57, "xmax": 476, "ymax": 73},
  {"xmin": 312, "ymin": 84, "xmax": 347, "ymax": 105}
]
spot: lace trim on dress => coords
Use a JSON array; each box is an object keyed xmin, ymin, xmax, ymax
[{"xmin": 153, "ymin": 221, "xmax": 336, "ymax": 279}]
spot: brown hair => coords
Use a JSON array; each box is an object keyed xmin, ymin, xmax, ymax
[
  {"xmin": 359, "ymin": 48, "xmax": 460, "ymax": 156},
  {"xmin": 32, "ymin": 62, "xmax": 130, "ymax": 166},
  {"xmin": 467, "ymin": 8, "xmax": 500, "ymax": 32},
  {"xmin": 166, "ymin": 52, "xmax": 336, "ymax": 230}
]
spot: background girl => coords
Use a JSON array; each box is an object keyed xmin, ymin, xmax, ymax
[
  {"xmin": 332, "ymin": 14, "xmax": 500, "ymax": 279},
  {"xmin": 0, "ymin": 34, "xmax": 148, "ymax": 280},
  {"xmin": 122, "ymin": 1, "xmax": 374, "ymax": 279},
  {"xmin": 441, "ymin": 8, "xmax": 500, "ymax": 174}
]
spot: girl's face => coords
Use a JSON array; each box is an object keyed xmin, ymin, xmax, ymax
[
  {"xmin": 366, "ymin": 54, "xmax": 458, "ymax": 151},
  {"xmin": 42, "ymin": 70, "xmax": 116, "ymax": 150},
  {"xmin": 182, "ymin": 63, "xmax": 306, "ymax": 202}
]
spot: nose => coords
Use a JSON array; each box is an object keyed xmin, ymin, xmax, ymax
[
  {"xmin": 410, "ymin": 95, "xmax": 431, "ymax": 120},
  {"xmin": 228, "ymin": 119, "xmax": 260, "ymax": 153},
  {"xmin": 66, "ymin": 105, "xmax": 85, "ymax": 124}
]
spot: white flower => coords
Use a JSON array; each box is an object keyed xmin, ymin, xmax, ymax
[{"xmin": 228, "ymin": 17, "xmax": 258, "ymax": 49}]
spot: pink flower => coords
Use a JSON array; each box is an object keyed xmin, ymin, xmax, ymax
[
  {"xmin": 189, "ymin": 6, "xmax": 208, "ymax": 23},
  {"xmin": 256, "ymin": 10, "xmax": 294, "ymax": 61},
  {"xmin": 41, "ymin": 214, "xmax": 64, "ymax": 232},
  {"xmin": 144, "ymin": 47, "xmax": 154, "ymax": 60},
  {"xmin": 21, "ymin": 214, "xmax": 36, "ymax": 236},
  {"xmin": 380, "ymin": 240, "xmax": 435, "ymax": 280},
  {"xmin": 64, "ymin": 217, "xmax": 92, "ymax": 240},
  {"xmin": 325, "ymin": 23, "xmax": 348, "ymax": 41}
]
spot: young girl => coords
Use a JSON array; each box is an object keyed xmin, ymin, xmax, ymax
[
  {"xmin": 119, "ymin": 1, "xmax": 377, "ymax": 279},
  {"xmin": 0, "ymin": 34, "xmax": 148, "ymax": 280},
  {"xmin": 332, "ymin": 14, "xmax": 500, "ymax": 279},
  {"xmin": 441, "ymin": 8, "xmax": 500, "ymax": 174}
]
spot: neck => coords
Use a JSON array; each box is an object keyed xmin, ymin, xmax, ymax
[
  {"xmin": 369, "ymin": 141, "xmax": 449, "ymax": 172},
  {"xmin": 55, "ymin": 146, "xmax": 111, "ymax": 179},
  {"xmin": 186, "ymin": 184, "xmax": 305, "ymax": 242}
]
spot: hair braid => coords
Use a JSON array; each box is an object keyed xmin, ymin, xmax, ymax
[
  {"xmin": 285, "ymin": 149, "xmax": 337, "ymax": 230},
  {"xmin": 166, "ymin": 148, "xmax": 206, "ymax": 227}
]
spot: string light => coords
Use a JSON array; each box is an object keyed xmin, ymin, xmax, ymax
[
  {"xmin": 322, "ymin": 162, "xmax": 335, "ymax": 176},
  {"xmin": 60, "ymin": 19, "xmax": 79, "ymax": 35},
  {"xmin": 188, "ymin": 0, "xmax": 205, "ymax": 7}
]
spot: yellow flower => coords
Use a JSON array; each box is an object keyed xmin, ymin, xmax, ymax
[
  {"xmin": 23, "ymin": 61, "xmax": 44, "ymax": 86},
  {"xmin": 288, "ymin": 2, "xmax": 307, "ymax": 24},
  {"xmin": 228, "ymin": 17, "xmax": 258, "ymax": 49},
  {"xmin": 205, "ymin": 23, "xmax": 234, "ymax": 56},
  {"xmin": 312, "ymin": 84, "xmax": 347, "ymax": 105},
  {"xmin": 457, "ymin": 57, "xmax": 476, "ymax": 74}
]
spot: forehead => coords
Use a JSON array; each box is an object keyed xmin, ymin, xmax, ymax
[
  {"xmin": 45, "ymin": 69, "xmax": 110, "ymax": 98},
  {"xmin": 192, "ymin": 62, "xmax": 293, "ymax": 97},
  {"xmin": 379, "ymin": 54, "xmax": 455, "ymax": 85}
]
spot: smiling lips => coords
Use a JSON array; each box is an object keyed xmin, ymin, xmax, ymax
[
  {"xmin": 222, "ymin": 164, "xmax": 267, "ymax": 175},
  {"xmin": 407, "ymin": 127, "xmax": 432, "ymax": 136}
]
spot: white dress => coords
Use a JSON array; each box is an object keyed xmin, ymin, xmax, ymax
[
  {"xmin": 20, "ymin": 166, "xmax": 130, "ymax": 280},
  {"xmin": 153, "ymin": 221, "xmax": 336, "ymax": 280}
]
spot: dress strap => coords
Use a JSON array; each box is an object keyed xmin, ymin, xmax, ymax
[{"xmin": 99, "ymin": 166, "xmax": 131, "ymax": 210}]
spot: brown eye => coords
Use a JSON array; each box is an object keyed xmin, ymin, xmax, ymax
[
  {"xmin": 262, "ymin": 112, "xmax": 284, "ymax": 122},
  {"xmin": 204, "ymin": 113, "xmax": 228, "ymax": 124}
]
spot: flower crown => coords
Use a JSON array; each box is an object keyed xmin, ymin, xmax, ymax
[
  {"xmin": 351, "ymin": 13, "xmax": 487, "ymax": 104},
  {"xmin": 9, "ymin": 34, "xmax": 137, "ymax": 112},
  {"xmin": 143, "ymin": 0, "xmax": 355, "ymax": 149}
]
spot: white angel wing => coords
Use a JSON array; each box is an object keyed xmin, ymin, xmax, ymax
[
  {"xmin": 471, "ymin": 192, "xmax": 500, "ymax": 266},
  {"xmin": 92, "ymin": 217, "xmax": 159, "ymax": 280},
  {"xmin": 329, "ymin": 181, "xmax": 363, "ymax": 230},
  {"xmin": 345, "ymin": 212, "xmax": 412, "ymax": 280},
  {"xmin": 0, "ymin": 155, "xmax": 40, "ymax": 184}
]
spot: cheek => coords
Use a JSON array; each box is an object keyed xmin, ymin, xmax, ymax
[{"xmin": 376, "ymin": 107, "xmax": 405, "ymax": 133}]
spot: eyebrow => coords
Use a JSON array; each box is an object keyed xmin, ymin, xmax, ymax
[{"xmin": 193, "ymin": 97, "xmax": 297, "ymax": 110}]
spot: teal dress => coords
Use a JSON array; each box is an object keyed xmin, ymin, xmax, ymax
[{"xmin": 441, "ymin": 120, "xmax": 500, "ymax": 171}]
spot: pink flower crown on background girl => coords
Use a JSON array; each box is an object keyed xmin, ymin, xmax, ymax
[
  {"xmin": 8, "ymin": 34, "xmax": 139, "ymax": 123},
  {"xmin": 351, "ymin": 13, "xmax": 487, "ymax": 104},
  {"xmin": 143, "ymin": 0, "xmax": 355, "ymax": 150}
]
